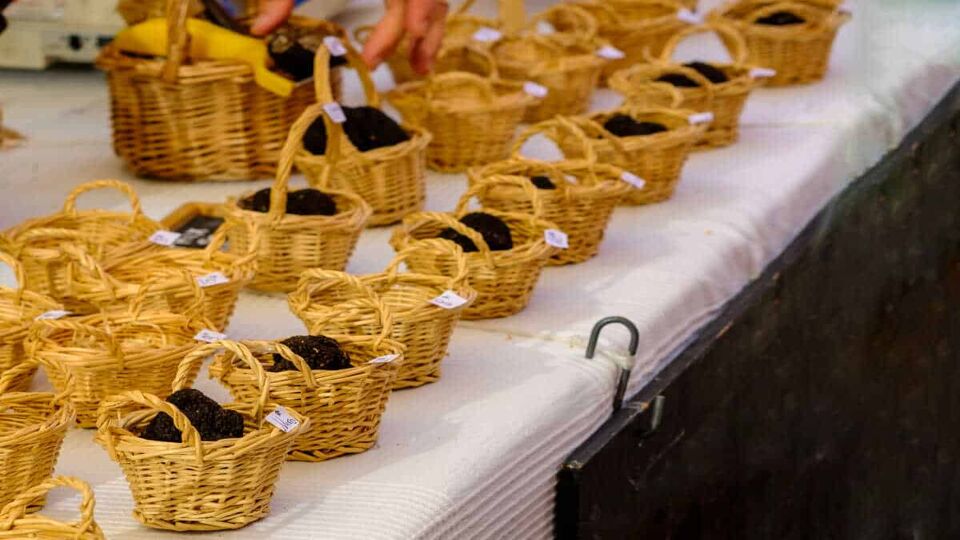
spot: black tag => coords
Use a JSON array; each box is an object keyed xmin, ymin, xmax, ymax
[{"xmin": 173, "ymin": 216, "xmax": 224, "ymax": 249}]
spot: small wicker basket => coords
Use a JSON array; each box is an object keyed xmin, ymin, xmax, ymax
[
  {"xmin": 96, "ymin": 341, "xmax": 308, "ymax": 531},
  {"xmin": 97, "ymin": 0, "xmax": 345, "ymax": 180},
  {"xmin": 224, "ymin": 103, "xmax": 372, "ymax": 293},
  {"xmin": 709, "ymin": 0, "xmax": 851, "ymax": 86},
  {"xmin": 289, "ymin": 240, "xmax": 476, "ymax": 389},
  {"xmin": 390, "ymin": 178, "xmax": 559, "ymax": 319},
  {"xmin": 294, "ymin": 45, "xmax": 430, "ymax": 226},
  {"xmin": 0, "ymin": 476, "xmax": 104, "ymax": 539},
  {"xmin": 0, "ymin": 362, "xmax": 76, "ymax": 513},
  {"xmin": 609, "ymin": 23, "xmax": 764, "ymax": 148},
  {"xmin": 388, "ymin": 71, "xmax": 535, "ymax": 172},
  {"xmin": 524, "ymin": 4, "xmax": 599, "ymax": 48}
]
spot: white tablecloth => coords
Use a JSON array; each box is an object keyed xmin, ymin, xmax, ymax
[{"xmin": 1, "ymin": 0, "xmax": 959, "ymax": 537}]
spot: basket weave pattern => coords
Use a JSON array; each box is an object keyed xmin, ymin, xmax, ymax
[{"xmin": 0, "ymin": 476, "xmax": 104, "ymax": 539}]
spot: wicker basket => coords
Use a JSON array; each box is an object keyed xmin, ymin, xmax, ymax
[
  {"xmin": 0, "ymin": 251, "xmax": 61, "ymax": 392},
  {"xmin": 0, "ymin": 476, "xmax": 104, "ymax": 539},
  {"xmin": 29, "ymin": 304, "xmax": 204, "ymax": 428},
  {"xmin": 525, "ymin": 3, "xmax": 599, "ymax": 48},
  {"xmin": 609, "ymin": 23, "xmax": 764, "ymax": 148},
  {"xmin": 0, "ymin": 362, "xmax": 75, "ymax": 513},
  {"xmin": 557, "ymin": 107, "xmax": 706, "ymax": 205},
  {"xmin": 390, "ymin": 179, "xmax": 559, "ymax": 319},
  {"xmin": 294, "ymin": 45, "xmax": 430, "ymax": 226},
  {"xmin": 96, "ymin": 341, "xmax": 307, "ymax": 531},
  {"xmin": 289, "ymin": 240, "xmax": 476, "ymax": 389},
  {"xmin": 388, "ymin": 72, "xmax": 535, "ymax": 172},
  {"xmin": 97, "ymin": 0, "xmax": 345, "ymax": 181},
  {"xmin": 709, "ymin": 0, "xmax": 851, "ymax": 86},
  {"xmin": 224, "ymin": 103, "xmax": 372, "ymax": 293},
  {"xmin": 469, "ymin": 122, "xmax": 632, "ymax": 264}
]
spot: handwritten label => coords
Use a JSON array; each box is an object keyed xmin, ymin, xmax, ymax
[
  {"xmin": 149, "ymin": 230, "xmax": 182, "ymax": 247},
  {"xmin": 265, "ymin": 407, "xmax": 300, "ymax": 433},
  {"xmin": 688, "ymin": 112, "xmax": 714, "ymax": 125},
  {"xmin": 35, "ymin": 310, "xmax": 71, "ymax": 321},
  {"xmin": 677, "ymin": 8, "xmax": 704, "ymax": 24},
  {"xmin": 544, "ymin": 229, "xmax": 569, "ymax": 249},
  {"xmin": 194, "ymin": 329, "xmax": 227, "ymax": 343},
  {"xmin": 323, "ymin": 36, "xmax": 347, "ymax": 57},
  {"xmin": 430, "ymin": 290, "xmax": 469, "ymax": 310},
  {"xmin": 523, "ymin": 81, "xmax": 549, "ymax": 98},
  {"xmin": 749, "ymin": 67, "xmax": 777, "ymax": 79},
  {"xmin": 621, "ymin": 171, "xmax": 647, "ymax": 189},
  {"xmin": 472, "ymin": 27, "xmax": 502, "ymax": 43},
  {"xmin": 596, "ymin": 45, "xmax": 625, "ymax": 60},
  {"xmin": 196, "ymin": 272, "xmax": 230, "ymax": 288},
  {"xmin": 369, "ymin": 353, "xmax": 400, "ymax": 364},
  {"xmin": 322, "ymin": 102, "xmax": 347, "ymax": 124}
]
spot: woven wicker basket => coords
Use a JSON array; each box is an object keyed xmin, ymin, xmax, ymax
[
  {"xmin": 709, "ymin": 0, "xmax": 851, "ymax": 86},
  {"xmin": 209, "ymin": 316, "xmax": 404, "ymax": 461},
  {"xmin": 294, "ymin": 45, "xmax": 430, "ymax": 226},
  {"xmin": 97, "ymin": 341, "xmax": 307, "ymax": 531},
  {"xmin": 0, "ymin": 107, "xmax": 23, "ymax": 150},
  {"xmin": 289, "ymin": 240, "xmax": 476, "ymax": 389},
  {"xmin": 0, "ymin": 362, "xmax": 75, "ymax": 513},
  {"xmin": 29, "ymin": 304, "xmax": 204, "ymax": 428},
  {"xmin": 557, "ymin": 107, "xmax": 706, "ymax": 205},
  {"xmin": 0, "ymin": 476, "xmax": 104, "ymax": 539},
  {"xmin": 469, "ymin": 122, "xmax": 632, "ymax": 264},
  {"xmin": 225, "ymin": 104, "xmax": 372, "ymax": 293},
  {"xmin": 0, "ymin": 251, "xmax": 61, "ymax": 392},
  {"xmin": 390, "ymin": 179, "xmax": 559, "ymax": 319},
  {"xmin": 388, "ymin": 72, "xmax": 535, "ymax": 172},
  {"xmin": 609, "ymin": 23, "xmax": 764, "ymax": 148},
  {"xmin": 97, "ymin": 0, "xmax": 345, "ymax": 181}
]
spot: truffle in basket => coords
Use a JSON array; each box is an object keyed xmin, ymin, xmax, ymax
[
  {"xmin": 240, "ymin": 187, "xmax": 338, "ymax": 216},
  {"xmin": 141, "ymin": 389, "xmax": 245, "ymax": 442},
  {"xmin": 267, "ymin": 25, "xmax": 348, "ymax": 81},
  {"xmin": 270, "ymin": 335, "xmax": 352, "ymax": 372},
  {"xmin": 302, "ymin": 106, "xmax": 410, "ymax": 154},
  {"xmin": 684, "ymin": 61, "xmax": 729, "ymax": 84},
  {"xmin": 438, "ymin": 212, "xmax": 513, "ymax": 253},
  {"xmin": 756, "ymin": 11, "xmax": 806, "ymax": 26},
  {"xmin": 603, "ymin": 115, "xmax": 668, "ymax": 137},
  {"xmin": 530, "ymin": 175, "xmax": 557, "ymax": 190}
]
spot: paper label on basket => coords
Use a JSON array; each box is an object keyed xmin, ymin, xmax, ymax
[
  {"xmin": 323, "ymin": 102, "xmax": 347, "ymax": 124},
  {"xmin": 266, "ymin": 407, "xmax": 300, "ymax": 433},
  {"xmin": 35, "ymin": 310, "xmax": 71, "ymax": 321},
  {"xmin": 523, "ymin": 81, "xmax": 549, "ymax": 98},
  {"xmin": 196, "ymin": 272, "xmax": 230, "ymax": 288},
  {"xmin": 749, "ymin": 67, "xmax": 777, "ymax": 79},
  {"xmin": 535, "ymin": 20, "xmax": 556, "ymax": 35},
  {"xmin": 472, "ymin": 27, "xmax": 502, "ymax": 43},
  {"xmin": 677, "ymin": 8, "xmax": 704, "ymax": 24},
  {"xmin": 621, "ymin": 171, "xmax": 647, "ymax": 189},
  {"xmin": 149, "ymin": 230, "xmax": 182, "ymax": 247},
  {"xmin": 194, "ymin": 329, "xmax": 227, "ymax": 343},
  {"xmin": 596, "ymin": 45, "xmax": 625, "ymax": 60},
  {"xmin": 544, "ymin": 229, "xmax": 569, "ymax": 249},
  {"xmin": 688, "ymin": 112, "xmax": 714, "ymax": 125},
  {"xmin": 430, "ymin": 290, "xmax": 469, "ymax": 310},
  {"xmin": 323, "ymin": 36, "xmax": 347, "ymax": 57},
  {"xmin": 369, "ymin": 353, "xmax": 400, "ymax": 364}
]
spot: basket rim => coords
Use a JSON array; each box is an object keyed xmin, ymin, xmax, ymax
[
  {"xmin": 294, "ymin": 123, "xmax": 432, "ymax": 166},
  {"xmin": 0, "ymin": 392, "xmax": 75, "ymax": 446}
]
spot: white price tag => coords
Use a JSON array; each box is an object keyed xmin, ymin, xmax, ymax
[
  {"xmin": 323, "ymin": 36, "xmax": 347, "ymax": 57},
  {"xmin": 196, "ymin": 272, "xmax": 231, "ymax": 288},
  {"xmin": 472, "ymin": 27, "xmax": 502, "ymax": 43},
  {"xmin": 620, "ymin": 171, "xmax": 647, "ymax": 189},
  {"xmin": 149, "ymin": 230, "xmax": 182, "ymax": 247},
  {"xmin": 194, "ymin": 329, "xmax": 227, "ymax": 343},
  {"xmin": 535, "ymin": 20, "xmax": 556, "ymax": 35},
  {"xmin": 265, "ymin": 407, "xmax": 300, "ymax": 433},
  {"xmin": 35, "ymin": 310, "xmax": 71, "ymax": 321},
  {"xmin": 749, "ymin": 67, "xmax": 777, "ymax": 79},
  {"xmin": 369, "ymin": 353, "xmax": 400, "ymax": 364},
  {"xmin": 523, "ymin": 81, "xmax": 549, "ymax": 98},
  {"xmin": 688, "ymin": 112, "xmax": 714, "ymax": 125},
  {"xmin": 544, "ymin": 229, "xmax": 569, "ymax": 249},
  {"xmin": 430, "ymin": 290, "xmax": 469, "ymax": 310},
  {"xmin": 596, "ymin": 45, "xmax": 625, "ymax": 60},
  {"xmin": 322, "ymin": 102, "xmax": 347, "ymax": 124},
  {"xmin": 677, "ymin": 8, "xmax": 703, "ymax": 24}
]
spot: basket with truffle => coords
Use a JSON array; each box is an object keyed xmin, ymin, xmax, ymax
[
  {"xmin": 224, "ymin": 104, "xmax": 372, "ymax": 293},
  {"xmin": 469, "ymin": 121, "xmax": 632, "ymax": 264},
  {"xmin": 28, "ymin": 285, "xmax": 206, "ymax": 427},
  {"xmin": 0, "ymin": 476, "xmax": 104, "ymax": 539},
  {"xmin": 0, "ymin": 362, "xmax": 75, "ymax": 513},
  {"xmin": 289, "ymin": 240, "xmax": 475, "ymax": 389},
  {"xmin": 96, "ymin": 341, "xmax": 307, "ymax": 530},
  {"xmin": 609, "ymin": 23, "xmax": 766, "ymax": 148},
  {"xmin": 98, "ymin": 0, "xmax": 347, "ymax": 180},
  {"xmin": 557, "ymin": 106, "xmax": 707, "ymax": 205},
  {"xmin": 294, "ymin": 45, "xmax": 431, "ymax": 226},
  {"xmin": 387, "ymin": 71, "xmax": 536, "ymax": 172},
  {"xmin": 709, "ymin": 0, "xmax": 851, "ymax": 86},
  {"xmin": 390, "ymin": 178, "xmax": 560, "ymax": 319},
  {"xmin": 210, "ymin": 320, "xmax": 403, "ymax": 461}
]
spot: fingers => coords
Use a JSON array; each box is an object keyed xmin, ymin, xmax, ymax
[
  {"xmin": 251, "ymin": 0, "xmax": 295, "ymax": 36},
  {"xmin": 404, "ymin": 0, "xmax": 438, "ymax": 39},
  {"xmin": 361, "ymin": 0, "xmax": 407, "ymax": 69},
  {"xmin": 410, "ymin": 1, "xmax": 448, "ymax": 74}
]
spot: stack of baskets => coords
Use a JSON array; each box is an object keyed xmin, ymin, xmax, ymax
[{"xmin": 0, "ymin": 476, "xmax": 104, "ymax": 539}]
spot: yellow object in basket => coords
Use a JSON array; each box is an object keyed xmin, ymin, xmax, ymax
[{"xmin": 112, "ymin": 18, "xmax": 294, "ymax": 96}]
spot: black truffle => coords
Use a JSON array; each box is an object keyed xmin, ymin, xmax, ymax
[
  {"xmin": 438, "ymin": 212, "xmax": 513, "ymax": 253},
  {"xmin": 141, "ymin": 389, "xmax": 245, "ymax": 443},
  {"xmin": 683, "ymin": 61, "xmax": 728, "ymax": 84},
  {"xmin": 755, "ymin": 11, "xmax": 805, "ymax": 25},
  {"xmin": 267, "ymin": 27, "xmax": 347, "ymax": 82},
  {"xmin": 603, "ymin": 115, "xmax": 668, "ymax": 138},
  {"xmin": 530, "ymin": 175, "xmax": 557, "ymax": 190},
  {"xmin": 240, "ymin": 188, "xmax": 337, "ymax": 216},
  {"xmin": 655, "ymin": 73, "xmax": 701, "ymax": 88},
  {"xmin": 303, "ymin": 106, "xmax": 410, "ymax": 154},
  {"xmin": 270, "ymin": 335, "xmax": 352, "ymax": 372}
]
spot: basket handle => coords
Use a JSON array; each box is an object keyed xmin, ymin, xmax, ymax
[
  {"xmin": 436, "ymin": 44, "xmax": 498, "ymax": 78},
  {"xmin": 425, "ymin": 72, "xmax": 497, "ymax": 103},
  {"xmin": 453, "ymin": 0, "xmax": 478, "ymax": 16},
  {"xmin": 0, "ymin": 476, "xmax": 98, "ymax": 532},
  {"xmin": 129, "ymin": 267, "xmax": 207, "ymax": 321},
  {"xmin": 385, "ymin": 238, "xmax": 470, "ymax": 286},
  {"xmin": 31, "ymin": 317, "xmax": 125, "ymax": 365},
  {"xmin": 206, "ymin": 218, "xmax": 260, "ymax": 271},
  {"xmin": 98, "ymin": 390, "xmax": 205, "ymax": 462},
  {"xmin": 173, "ymin": 340, "xmax": 272, "ymax": 423},
  {"xmin": 161, "ymin": 0, "xmax": 193, "ymax": 84},
  {"xmin": 511, "ymin": 116, "xmax": 605, "ymax": 164},
  {"xmin": 290, "ymin": 270, "xmax": 394, "ymax": 345},
  {"xmin": 526, "ymin": 4, "xmax": 598, "ymax": 41},
  {"xmin": 59, "ymin": 242, "xmax": 123, "ymax": 299},
  {"xmin": 499, "ymin": 0, "xmax": 525, "ymax": 34},
  {"xmin": 269, "ymin": 103, "xmax": 331, "ymax": 221},
  {"xmin": 314, "ymin": 39, "xmax": 379, "ymax": 108},
  {"xmin": 406, "ymin": 211, "xmax": 496, "ymax": 265},
  {"xmin": 458, "ymin": 174, "xmax": 546, "ymax": 218},
  {"xmin": 61, "ymin": 179, "xmax": 145, "ymax": 221},
  {"xmin": 659, "ymin": 22, "xmax": 749, "ymax": 65},
  {"xmin": 611, "ymin": 71, "xmax": 685, "ymax": 108},
  {"xmin": 264, "ymin": 340, "xmax": 320, "ymax": 388},
  {"xmin": 0, "ymin": 249, "xmax": 26, "ymax": 304}
]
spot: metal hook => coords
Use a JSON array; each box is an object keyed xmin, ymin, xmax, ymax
[{"xmin": 586, "ymin": 316, "xmax": 640, "ymax": 412}]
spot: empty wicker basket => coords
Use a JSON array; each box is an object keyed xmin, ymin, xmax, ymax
[{"xmin": 0, "ymin": 476, "xmax": 104, "ymax": 539}]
